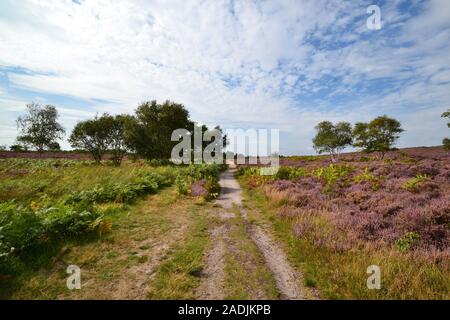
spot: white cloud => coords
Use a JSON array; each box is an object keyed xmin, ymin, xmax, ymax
[{"xmin": 0, "ymin": 0, "xmax": 449, "ymax": 154}]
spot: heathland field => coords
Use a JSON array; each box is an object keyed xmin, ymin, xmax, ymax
[{"xmin": 0, "ymin": 147, "xmax": 449, "ymax": 299}]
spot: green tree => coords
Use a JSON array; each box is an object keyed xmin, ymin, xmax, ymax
[
  {"xmin": 353, "ymin": 115, "xmax": 404, "ymax": 159},
  {"xmin": 107, "ymin": 114, "xmax": 132, "ymax": 166},
  {"xmin": 9, "ymin": 144, "xmax": 28, "ymax": 152},
  {"xmin": 441, "ymin": 109, "xmax": 450, "ymax": 151},
  {"xmin": 312, "ymin": 121, "xmax": 353, "ymax": 162},
  {"xmin": 125, "ymin": 100, "xmax": 192, "ymax": 160},
  {"xmin": 69, "ymin": 114, "xmax": 112, "ymax": 164},
  {"xmin": 16, "ymin": 103, "xmax": 65, "ymax": 155}
]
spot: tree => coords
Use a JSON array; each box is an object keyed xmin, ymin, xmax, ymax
[
  {"xmin": 125, "ymin": 100, "xmax": 192, "ymax": 160},
  {"xmin": 107, "ymin": 114, "xmax": 132, "ymax": 166},
  {"xmin": 9, "ymin": 144, "xmax": 28, "ymax": 152},
  {"xmin": 69, "ymin": 114, "xmax": 112, "ymax": 164},
  {"xmin": 441, "ymin": 109, "xmax": 450, "ymax": 151},
  {"xmin": 312, "ymin": 121, "xmax": 352, "ymax": 162},
  {"xmin": 48, "ymin": 142, "xmax": 61, "ymax": 152},
  {"xmin": 352, "ymin": 115, "xmax": 404, "ymax": 159},
  {"xmin": 16, "ymin": 103, "xmax": 65, "ymax": 154}
]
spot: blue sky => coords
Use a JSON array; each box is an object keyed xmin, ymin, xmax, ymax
[{"xmin": 1, "ymin": 0, "xmax": 449, "ymax": 154}]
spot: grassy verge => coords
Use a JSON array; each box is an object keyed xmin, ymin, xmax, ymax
[
  {"xmin": 147, "ymin": 205, "xmax": 210, "ymax": 299},
  {"xmin": 240, "ymin": 182, "xmax": 450, "ymax": 300}
]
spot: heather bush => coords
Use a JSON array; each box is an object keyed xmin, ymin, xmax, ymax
[{"xmin": 248, "ymin": 152, "xmax": 450, "ymax": 253}]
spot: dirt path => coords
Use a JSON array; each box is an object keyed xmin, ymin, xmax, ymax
[{"xmin": 198, "ymin": 165, "xmax": 310, "ymax": 300}]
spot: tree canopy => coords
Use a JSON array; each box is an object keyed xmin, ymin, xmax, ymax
[
  {"xmin": 69, "ymin": 114, "xmax": 115, "ymax": 164},
  {"xmin": 16, "ymin": 103, "xmax": 65, "ymax": 154},
  {"xmin": 312, "ymin": 121, "xmax": 352, "ymax": 162},
  {"xmin": 352, "ymin": 115, "xmax": 404, "ymax": 159},
  {"xmin": 125, "ymin": 100, "xmax": 192, "ymax": 160}
]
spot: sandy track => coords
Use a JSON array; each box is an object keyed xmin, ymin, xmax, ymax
[{"xmin": 198, "ymin": 166, "xmax": 309, "ymax": 300}]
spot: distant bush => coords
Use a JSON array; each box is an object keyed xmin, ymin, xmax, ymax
[{"xmin": 443, "ymin": 138, "xmax": 450, "ymax": 151}]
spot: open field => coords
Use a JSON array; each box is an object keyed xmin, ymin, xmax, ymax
[
  {"xmin": 0, "ymin": 146, "xmax": 448, "ymax": 300},
  {"xmin": 237, "ymin": 147, "xmax": 450, "ymax": 299}
]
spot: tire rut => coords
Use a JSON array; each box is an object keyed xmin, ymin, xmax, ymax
[{"xmin": 200, "ymin": 166, "xmax": 311, "ymax": 300}]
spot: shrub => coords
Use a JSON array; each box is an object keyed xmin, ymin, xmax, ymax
[
  {"xmin": 203, "ymin": 177, "xmax": 220, "ymax": 200},
  {"xmin": 176, "ymin": 175, "xmax": 188, "ymax": 195},
  {"xmin": 312, "ymin": 164, "xmax": 353, "ymax": 192},
  {"xmin": 274, "ymin": 166, "xmax": 308, "ymax": 180},
  {"xmin": 42, "ymin": 206, "xmax": 104, "ymax": 238},
  {"xmin": 396, "ymin": 231, "xmax": 421, "ymax": 252},
  {"xmin": 402, "ymin": 174, "xmax": 429, "ymax": 192},
  {"xmin": 0, "ymin": 202, "xmax": 44, "ymax": 255},
  {"xmin": 353, "ymin": 167, "xmax": 383, "ymax": 191}
]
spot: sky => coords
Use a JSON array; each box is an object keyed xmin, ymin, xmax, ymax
[{"xmin": 0, "ymin": 0, "xmax": 449, "ymax": 155}]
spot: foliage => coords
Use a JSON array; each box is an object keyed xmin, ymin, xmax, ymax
[
  {"xmin": 313, "ymin": 121, "xmax": 353, "ymax": 162},
  {"xmin": 312, "ymin": 164, "xmax": 354, "ymax": 191},
  {"xmin": 69, "ymin": 113, "xmax": 131, "ymax": 164},
  {"xmin": 0, "ymin": 201, "xmax": 106, "ymax": 274},
  {"xmin": 16, "ymin": 103, "xmax": 65, "ymax": 154},
  {"xmin": 396, "ymin": 232, "xmax": 421, "ymax": 252},
  {"xmin": 9, "ymin": 144, "xmax": 28, "ymax": 152},
  {"xmin": 402, "ymin": 174, "xmax": 429, "ymax": 192},
  {"xmin": 69, "ymin": 114, "xmax": 113, "ymax": 164},
  {"xmin": 65, "ymin": 173, "xmax": 164, "ymax": 204},
  {"xmin": 105, "ymin": 114, "xmax": 133, "ymax": 166},
  {"xmin": 353, "ymin": 167, "xmax": 383, "ymax": 191},
  {"xmin": 274, "ymin": 166, "xmax": 308, "ymax": 180},
  {"xmin": 352, "ymin": 115, "xmax": 404, "ymax": 159},
  {"xmin": 175, "ymin": 175, "xmax": 188, "ymax": 195},
  {"xmin": 125, "ymin": 100, "xmax": 192, "ymax": 160},
  {"xmin": 42, "ymin": 206, "xmax": 104, "ymax": 238},
  {"xmin": 443, "ymin": 138, "xmax": 450, "ymax": 151}
]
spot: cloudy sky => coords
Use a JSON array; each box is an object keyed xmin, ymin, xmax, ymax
[{"xmin": 0, "ymin": 0, "xmax": 449, "ymax": 155}]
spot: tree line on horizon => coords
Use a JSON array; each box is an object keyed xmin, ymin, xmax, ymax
[
  {"xmin": 312, "ymin": 109, "xmax": 450, "ymax": 161},
  {"xmin": 3, "ymin": 102, "xmax": 450, "ymax": 164},
  {"xmin": 6, "ymin": 101, "xmax": 226, "ymax": 166}
]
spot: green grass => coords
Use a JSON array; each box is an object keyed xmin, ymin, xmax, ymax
[
  {"xmin": 147, "ymin": 207, "xmax": 209, "ymax": 299},
  {"xmin": 0, "ymin": 159, "xmax": 224, "ymax": 299}
]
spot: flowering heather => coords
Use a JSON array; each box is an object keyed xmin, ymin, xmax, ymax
[{"xmin": 257, "ymin": 147, "xmax": 450, "ymax": 255}]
